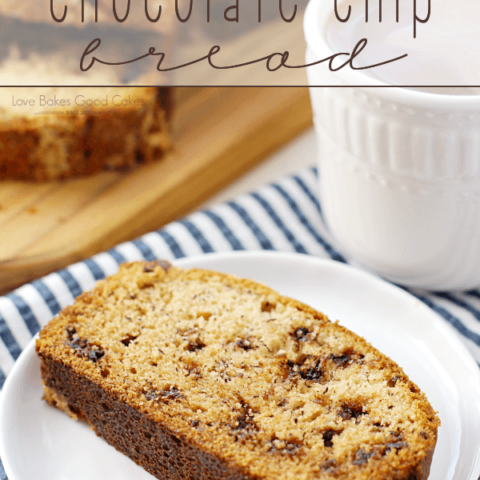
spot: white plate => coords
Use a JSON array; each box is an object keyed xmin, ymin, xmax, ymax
[{"xmin": 1, "ymin": 252, "xmax": 480, "ymax": 480}]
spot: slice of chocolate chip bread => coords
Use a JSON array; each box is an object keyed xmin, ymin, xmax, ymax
[{"xmin": 36, "ymin": 260, "xmax": 440, "ymax": 480}]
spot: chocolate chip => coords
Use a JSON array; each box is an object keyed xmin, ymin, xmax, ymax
[
  {"xmin": 186, "ymin": 339, "xmax": 206, "ymax": 352},
  {"xmin": 67, "ymin": 334, "xmax": 105, "ymax": 363},
  {"xmin": 295, "ymin": 357, "xmax": 323, "ymax": 381},
  {"xmin": 234, "ymin": 404, "xmax": 255, "ymax": 430},
  {"xmin": 330, "ymin": 349, "xmax": 365, "ymax": 368},
  {"xmin": 88, "ymin": 348, "xmax": 105, "ymax": 362},
  {"xmin": 144, "ymin": 391, "xmax": 159, "ymax": 401},
  {"xmin": 284, "ymin": 357, "xmax": 324, "ymax": 382},
  {"xmin": 160, "ymin": 386, "xmax": 184, "ymax": 399},
  {"xmin": 66, "ymin": 326, "xmax": 77, "ymax": 342},
  {"xmin": 135, "ymin": 150, "xmax": 145, "ymax": 164},
  {"xmin": 236, "ymin": 338, "xmax": 254, "ymax": 351},
  {"xmin": 353, "ymin": 448, "xmax": 374, "ymax": 465},
  {"xmin": 293, "ymin": 327, "xmax": 309, "ymax": 341},
  {"xmin": 322, "ymin": 429, "xmax": 339, "ymax": 447},
  {"xmin": 84, "ymin": 117, "xmax": 94, "ymax": 134},
  {"xmin": 387, "ymin": 375, "xmax": 402, "ymax": 387},
  {"xmin": 145, "ymin": 386, "xmax": 184, "ymax": 402},
  {"xmin": 386, "ymin": 440, "xmax": 407, "ymax": 452},
  {"xmin": 234, "ymin": 412, "xmax": 255, "ymax": 432},
  {"xmin": 331, "ymin": 354, "xmax": 350, "ymax": 367},
  {"xmin": 337, "ymin": 401, "xmax": 365, "ymax": 421},
  {"xmin": 68, "ymin": 336, "xmax": 86, "ymax": 350},
  {"xmin": 300, "ymin": 361, "xmax": 323, "ymax": 381},
  {"xmin": 261, "ymin": 300, "xmax": 276, "ymax": 313},
  {"xmin": 230, "ymin": 401, "xmax": 258, "ymax": 440},
  {"xmin": 184, "ymin": 363, "xmax": 201, "ymax": 377},
  {"xmin": 120, "ymin": 334, "xmax": 139, "ymax": 347}
]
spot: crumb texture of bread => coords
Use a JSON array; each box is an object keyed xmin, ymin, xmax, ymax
[
  {"xmin": 0, "ymin": 87, "xmax": 172, "ymax": 181},
  {"xmin": 36, "ymin": 261, "xmax": 440, "ymax": 480}
]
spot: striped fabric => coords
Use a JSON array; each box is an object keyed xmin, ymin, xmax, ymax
[{"xmin": 1, "ymin": 167, "xmax": 480, "ymax": 479}]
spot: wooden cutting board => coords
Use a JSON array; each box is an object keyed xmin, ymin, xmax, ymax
[{"xmin": 0, "ymin": 87, "xmax": 313, "ymax": 294}]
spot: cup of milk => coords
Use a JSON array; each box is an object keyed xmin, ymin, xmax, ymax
[{"xmin": 304, "ymin": 0, "xmax": 480, "ymax": 291}]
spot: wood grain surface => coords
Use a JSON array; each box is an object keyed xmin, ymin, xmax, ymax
[{"xmin": 0, "ymin": 87, "xmax": 313, "ymax": 294}]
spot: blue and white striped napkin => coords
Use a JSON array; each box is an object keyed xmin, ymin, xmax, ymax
[{"xmin": 1, "ymin": 167, "xmax": 479, "ymax": 479}]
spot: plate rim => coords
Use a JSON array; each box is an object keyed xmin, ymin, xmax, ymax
[{"xmin": 1, "ymin": 251, "xmax": 480, "ymax": 480}]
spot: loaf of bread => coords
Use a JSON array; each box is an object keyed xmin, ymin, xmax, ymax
[
  {"xmin": 0, "ymin": 9, "xmax": 173, "ymax": 181},
  {"xmin": 0, "ymin": 86, "xmax": 172, "ymax": 181},
  {"xmin": 36, "ymin": 260, "xmax": 440, "ymax": 480}
]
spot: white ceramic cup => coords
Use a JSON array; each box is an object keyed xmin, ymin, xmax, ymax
[{"xmin": 304, "ymin": 0, "xmax": 480, "ymax": 291}]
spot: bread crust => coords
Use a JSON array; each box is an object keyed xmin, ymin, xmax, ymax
[
  {"xmin": 36, "ymin": 261, "xmax": 440, "ymax": 480},
  {"xmin": 39, "ymin": 355, "xmax": 253, "ymax": 480},
  {"xmin": 0, "ymin": 87, "xmax": 172, "ymax": 181}
]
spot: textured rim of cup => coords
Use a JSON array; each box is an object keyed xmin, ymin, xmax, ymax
[{"xmin": 304, "ymin": 0, "xmax": 480, "ymax": 108}]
